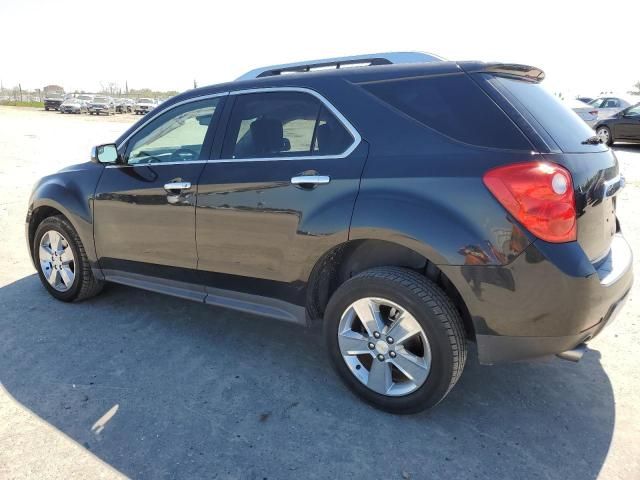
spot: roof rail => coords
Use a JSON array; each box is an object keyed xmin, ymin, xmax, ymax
[{"xmin": 235, "ymin": 51, "xmax": 445, "ymax": 81}]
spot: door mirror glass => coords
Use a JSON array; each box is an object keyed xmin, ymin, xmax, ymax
[{"xmin": 92, "ymin": 144, "xmax": 119, "ymax": 163}]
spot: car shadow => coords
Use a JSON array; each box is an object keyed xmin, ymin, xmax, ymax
[
  {"xmin": 1, "ymin": 275, "xmax": 615, "ymax": 479},
  {"xmin": 613, "ymin": 143, "xmax": 640, "ymax": 153}
]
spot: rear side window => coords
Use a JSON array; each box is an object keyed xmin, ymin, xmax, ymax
[
  {"xmin": 494, "ymin": 76, "xmax": 604, "ymax": 153},
  {"xmin": 222, "ymin": 91, "xmax": 354, "ymax": 159},
  {"xmin": 360, "ymin": 74, "xmax": 530, "ymax": 150}
]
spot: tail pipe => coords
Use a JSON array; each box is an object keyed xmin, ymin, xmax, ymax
[{"xmin": 556, "ymin": 343, "xmax": 587, "ymax": 362}]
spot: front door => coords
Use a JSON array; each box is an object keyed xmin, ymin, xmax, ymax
[
  {"xmin": 617, "ymin": 105, "xmax": 640, "ymax": 140},
  {"xmin": 196, "ymin": 89, "xmax": 367, "ymax": 306},
  {"xmin": 94, "ymin": 95, "xmax": 225, "ymax": 286}
]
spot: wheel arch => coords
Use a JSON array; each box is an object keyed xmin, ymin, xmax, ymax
[
  {"xmin": 26, "ymin": 177, "xmax": 101, "ymax": 274},
  {"xmin": 306, "ymin": 239, "xmax": 475, "ymax": 341}
]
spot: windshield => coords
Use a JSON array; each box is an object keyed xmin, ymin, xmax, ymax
[
  {"xmin": 589, "ymin": 98, "xmax": 604, "ymax": 107},
  {"xmin": 94, "ymin": 97, "xmax": 109, "ymax": 102},
  {"xmin": 78, "ymin": 95, "xmax": 92, "ymax": 100},
  {"xmin": 138, "ymin": 98, "xmax": 153, "ymax": 104},
  {"xmin": 46, "ymin": 93, "xmax": 63, "ymax": 99}
]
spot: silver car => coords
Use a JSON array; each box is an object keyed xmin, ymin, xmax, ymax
[
  {"xmin": 570, "ymin": 99, "xmax": 599, "ymax": 127},
  {"xmin": 588, "ymin": 97, "xmax": 632, "ymax": 120}
]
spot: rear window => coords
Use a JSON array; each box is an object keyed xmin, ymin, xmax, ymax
[
  {"xmin": 360, "ymin": 74, "xmax": 530, "ymax": 150},
  {"xmin": 494, "ymin": 77, "xmax": 604, "ymax": 153}
]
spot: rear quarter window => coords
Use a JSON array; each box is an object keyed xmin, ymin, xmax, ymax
[{"xmin": 359, "ymin": 74, "xmax": 531, "ymax": 150}]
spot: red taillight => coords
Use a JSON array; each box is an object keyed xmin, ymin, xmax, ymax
[
  {"xmin": 589, "ymin": 110, "xmax": 599, "ymax": 116},
  {"xmin": 483, "ymin": 162, "xmax": 576, "ymax": 243}
]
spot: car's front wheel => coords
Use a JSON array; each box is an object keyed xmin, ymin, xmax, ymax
[
  {"xmin": 324, "ymin": 266, "xmax": 467, "ymax": 414},
  {"xmin": 597, "ymin": 126, "xmax": 613, "ymax": 146},
  {"xmin": 33, "ymin": 215, "xmax": 104, "ymax": 302}
]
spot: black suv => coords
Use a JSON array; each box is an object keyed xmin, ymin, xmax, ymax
[{"xmin": 26, "ymin": 52, "xmax": 633, "ymax": 413}]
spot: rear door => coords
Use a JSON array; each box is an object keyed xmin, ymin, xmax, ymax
[
  {"xmin": 196, "ymin": 88, "xmax": 367, "ymax": 305},
  {"xmin": 94, "ymin": 95, "xmax": 225, "ymax": 286}
]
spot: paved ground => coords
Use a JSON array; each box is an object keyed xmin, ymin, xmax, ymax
[{"xmin": 0, "ymin": 106, "xmax": 638, "ymax": 480}]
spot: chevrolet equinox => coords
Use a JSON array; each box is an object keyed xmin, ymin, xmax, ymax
[{"xmin": 26, "ymin": 52, "xmax": 633, "ymax": 413}]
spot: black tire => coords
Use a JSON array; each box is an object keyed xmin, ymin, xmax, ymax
[
  {"xmin": 33, "ymin": 215, "xmax": 104, "ymax": 302},
  {"xmin": 45, "ymin": 107, "xmax": 49, "ymax": 111},
  {"xmin": 324, "ymin": 266, "xmax": 467, "ymax": 414},
  {"xmin": 596, "ymin": 126, "xmax": 613, "ymax": 146}
]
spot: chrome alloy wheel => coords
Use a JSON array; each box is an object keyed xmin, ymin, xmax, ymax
[
  {"xmin": 338, "ymin": 297, "xmax": 431, "ymax": 396},
  {"xmin": 38, "ymin": 230, "xmax": 75, "ymax": 292},
  {"xmin": 596, "ymin": 127, "xmax": 610, "ymax": 144}
]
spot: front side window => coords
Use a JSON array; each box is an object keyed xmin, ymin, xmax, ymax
[
  {"xmin": 126, "ymin": 97, "xmax": 221, "ymax": 165},
  {"xmin": 222, "ymin": 91, "xmax": 354, "ymax": 159}
]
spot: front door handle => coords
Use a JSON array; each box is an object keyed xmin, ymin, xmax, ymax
[
  {"xmin": 290, "ymin": 175, "xmax": 331, "ymax": 186},
  {"xmin": 164, "ymin": 181, "xmax": 191, "ymax": 191}
]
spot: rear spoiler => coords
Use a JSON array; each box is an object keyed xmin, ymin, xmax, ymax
[{"xmin": 460, "ymin": 63, "xmax": 545, "ymax": 83}]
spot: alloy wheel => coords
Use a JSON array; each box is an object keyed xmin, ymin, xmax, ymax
[
  {"xmin": 38, "ymin": 230, "xmax": 75, "ymax": 292},
  {"xmin": 597, "ymin": 127, "xmax": 610, "ymax": 144},
  {"xmin": 337, "ymin": 297, "xmax": 431, "ymax": 396}
]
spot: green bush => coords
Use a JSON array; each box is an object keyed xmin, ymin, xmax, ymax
[{"xmin": 0, "ymin": 100, "xmax": 45, "ymax": 108}]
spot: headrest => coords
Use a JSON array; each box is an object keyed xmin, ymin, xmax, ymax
[{"xmin": 250, "ymin": 117, "xmax": 284, "ymax": 155}]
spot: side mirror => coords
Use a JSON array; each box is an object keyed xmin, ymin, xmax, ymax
[{"xmin": 91, "ymin": 144, "xmax": 121, "ymax": 164}]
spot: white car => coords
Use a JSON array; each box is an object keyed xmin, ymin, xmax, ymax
[
  {"xmin": 569, "ymin": 99, "xmax": 599, "ymax": 127},
  {"xmin": 134, "ymin": 98, "xmax": 157, "ymax": 115},
  {"xmin": 588, "ymin": 97, "xmax": 632, "ymax": 120}
]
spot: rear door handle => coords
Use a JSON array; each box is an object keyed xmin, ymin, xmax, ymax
[
  {"xmin": 164, "ymin": 181, "xmax": 191, "ymax": 191},
  {"xmin": 290, "ymin": 175, "xmax": 331, "ymax": 186}
]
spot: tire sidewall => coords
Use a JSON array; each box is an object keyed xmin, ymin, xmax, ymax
[
  {"xmin": 33, "ymin": 218, "xmax": 84, "ymax": 301},
  {"xmin": 324, "ymin": 274, "xmax": 456, "ymax": 413},
  {"xmin": 598, "ymin": 126, "xmax": 612, "ymax": 146}
]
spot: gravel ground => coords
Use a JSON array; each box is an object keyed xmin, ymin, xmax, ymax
[{"xmin": 0, "ymin": 106, "xmax": 638, "ymax": 480}]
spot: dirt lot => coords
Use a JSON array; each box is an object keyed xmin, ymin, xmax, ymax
[{"xmin": 0, "ymin": 106, "xmax": 638, "ymax": 479}]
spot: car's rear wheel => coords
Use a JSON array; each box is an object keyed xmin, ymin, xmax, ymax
[
  {"xmin": 597, "ymin": 126, "xmax": 613, "ymax": 146},
  {"xmin": 34, "ymin": 215, "xmax": 104, "ymax": 302},
  {"xmin": 324, "ymin": 266, "xmax": 467, "ymax": 414}
]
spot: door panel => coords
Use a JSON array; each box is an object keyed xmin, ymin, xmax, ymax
[
  {"xmin": 617, "ymin": 108, "xmax": 640, "ymax": 139},
  {"xmin": 196, "ymin": 145, "xmax": 368, "ymax": 304},
  {"xmin": 93, "ymin": 95, "xmax": 224, "ymax": 281},
  {"xmin": 94, "ymin": 163, "xmax": 205, "ymax": 276}
]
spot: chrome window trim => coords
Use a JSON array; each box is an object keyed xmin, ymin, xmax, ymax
[
  {"xmin": 225, "ymin": 87, "xmax": 361, "ymax": 161},
  {"xmin": 107, "ymin": 87, "xmax": 361, "ymax": 168}
]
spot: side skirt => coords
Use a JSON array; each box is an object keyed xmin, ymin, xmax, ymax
[{"xmin": 102, "ymin": 270, "xmax": 307, "ymax": 326}]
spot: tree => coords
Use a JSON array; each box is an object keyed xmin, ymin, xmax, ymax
[{"xmin": 629, "ymin": 81, "xmax": 640, "ymax": 96}]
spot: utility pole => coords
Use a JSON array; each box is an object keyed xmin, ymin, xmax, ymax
[
  {"xmin": 193, "ymin": 79, "xmax": 197, "ymax": 89},
  {"xmin": 19, "ymin": 83, "xmax": 22, "ymax": 102}
]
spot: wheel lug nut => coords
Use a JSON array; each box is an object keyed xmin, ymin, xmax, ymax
[
  {"xmin": 368, "ymin": 342, "xmax": 375, "ymax": 350},
  {"xmin": 389, "ymin": 351, "xmax": 396, "ymax": 358},
  {"xmin": 387, "ymin": 336, "xmax": 394, "ymax": 344},
  {"xmin": 377, "ymin": 354, "xmax": 385, "ymax": 362},
  {"xmin": 373, "ymin": 331, "xmax": 380, "ymax": 339}
]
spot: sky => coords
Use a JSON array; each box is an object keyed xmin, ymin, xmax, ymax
[{"xmin": 1, "ymin": 0, "xmax": 638, "ymax": 99}]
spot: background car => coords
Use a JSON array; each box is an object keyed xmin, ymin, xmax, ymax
[
  {"xmin": 588, "ymin": 97, "xmax": 632, "ymax": 119},
  {"xmin": 134, "ymin": 98, "xmax": 156, "ymax": 114},
  {"xmin": 76, "ymin": 94, "xmax": 94, "ymax": 104},
  {"xmin": 59, "ymin": 98, "xmax": 87, "ymax": 114},
  {"xmin": 568, "ymin": 98, "xmax": 599, "ymax": 127},
  {"xmin": 595, "ymin": 103, "xmax": 640, "ymax": 145},
  {"xmin": 43, "ymin": 92, "xmax": 64, "ymax": 111},
  {"xmin": 114, "ymin": 98, "xmax": 132, "ymax": 113},
  {"xmin": 88, "ymin": 96, "xmax": 116, "ymax": 115}
]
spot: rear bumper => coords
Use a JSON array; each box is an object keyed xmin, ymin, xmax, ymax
[{"xmin": 441, "ymin": 233, "xmax": 633, "ymax": 364}]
